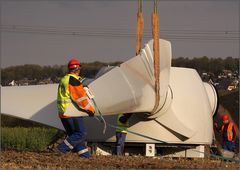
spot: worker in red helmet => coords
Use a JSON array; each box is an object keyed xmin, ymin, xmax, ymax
[
  {"xmin": 57, "ymin": 58, "xmax": 95, "ymax": 158},
  {"xmin": 218, "ymin": 114, "xmax": 236, "ymax": 152}
]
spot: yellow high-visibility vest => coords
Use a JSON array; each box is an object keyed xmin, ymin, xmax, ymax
[
  {"xmin": 57, "ymin": 73, "xmax": 82, "ymax": 117},
  {"xmin": 116, "ymin": 113, "xmax": 129, "ymax": 133}
]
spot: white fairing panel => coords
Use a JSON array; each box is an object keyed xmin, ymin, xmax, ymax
[
  {"xmin": 86, "ymin": 67, "xmax": 214, "ymax": 144},
  {"xmin": 64, "ymin": 39, "xmax": 171, "ymax": 116},
  {"xmin": 203, "ymin": 82, "xmax": 218, "ymax": 116},
  {"xmin": 155, "ymin": 67, "xmax": 214, "ymax": 143},
  {"xmin": 87, "ymin": 39, "xmax": 171, "ymax": 115},
  {"xmin": 1, "ymin": 39, "xmax": 217, "ymax": 144}
]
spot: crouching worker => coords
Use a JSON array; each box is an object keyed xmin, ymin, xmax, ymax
[
  {"xmin": 113, "ymin": 113, "xmax": 133, "ymax": 155},
  {"xmin": 57, "ymin": 58, "xmax": 95, "ymax": 158}
]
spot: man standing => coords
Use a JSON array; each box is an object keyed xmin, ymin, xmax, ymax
[
  {"xmin": 114, "ymin": 113, "xmax": 133, "ymax": 155},
  {"xmin": 57, "ymin": 58, "xmax": 95, "ymax": 158},
  {"xmin": 219, "ymin": 114, "xmax": 236, "ymax": 152}
]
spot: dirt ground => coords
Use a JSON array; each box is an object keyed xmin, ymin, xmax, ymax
[{"xmin": 1, "ymin": 150, "xmax": 240, "ymax": 169}]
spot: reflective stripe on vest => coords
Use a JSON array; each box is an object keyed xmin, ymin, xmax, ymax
[
  {"xmin": 57, "ymin": 99, "xmax": 71, "ymax": 104},
  {"xmin": 116, "ymin": 113, "xmax": 129, "ymax": 133},
  {"xmin": 76, "ymin": 96, "xmax": 91, "ymax": 110},
  {"xmin": 84, "ymin": 103, "xmax": 91, "ymax": 110},
  {"xmin": 221, "ymin": 122, "xmax": 234, "ymax": 141},
  {"xmin": 76, "ymin": 96, "xmax": 88, "ymax": 103},
  {"xmin": 227, "ymin": 123, "xmax": 234, "ymax": 141},
  {"xmin": 57, "ymin": 73, "xmax": 83, "ymax": 115}
]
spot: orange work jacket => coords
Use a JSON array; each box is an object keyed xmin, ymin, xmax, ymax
[{"xmin": 221, "ymin": 122, "xmax": 235, "ymax": 141}]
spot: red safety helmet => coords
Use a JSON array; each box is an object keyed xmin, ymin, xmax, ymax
[
  {"xmin": 68, "ymin": 59, "xmax": 81, "ymax": 69},
  {"xmin": 222, "ymin": 114, "xmax": 229, "ymax": 122}
]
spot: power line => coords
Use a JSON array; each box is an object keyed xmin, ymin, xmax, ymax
[
  {"xmin": 36, "ymin": 0, "xmax": 240, "ymax": 1},
  {"xmin": 1, "ymin": 25, "xmax": 239, "ymax": 41},
  {"xmin": 2, "ymin": 25, "xmax": 238, "ymax": 34}
]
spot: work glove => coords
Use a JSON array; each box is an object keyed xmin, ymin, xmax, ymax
[
  {"xmin": 119, "ymin": 116, "xmax": 127, "ymax": 123},
  {"xmin": 119, "ymin": 113, "xmax": 133, "ymax": 123},
  {"xmin": 86, "ymin": 110, "xmax": 94, "ymax": 117}
]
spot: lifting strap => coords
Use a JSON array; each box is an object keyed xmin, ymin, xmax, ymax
[
  {"xmin": 136, "ymin": 0, "xmax": 144, "ymax": 55},
  {"xmin": 151, "ymin": 0, "xmax": 160, "ymax": 114},
  {"xmin": 135, "ymin": 0, "xmax": 160, "ymax": 114}
]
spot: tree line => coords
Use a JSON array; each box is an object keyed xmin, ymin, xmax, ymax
[
  {"xmin": 1, "ymin": 61, "xmax": 122, "ymax": 86},
  {"xmin": 1, "ymin": 57, "xmax": 239, "ymax": 86},
  {"xmin": 172, "ymin": 56, "xmax": 239, "ymax": 75}
]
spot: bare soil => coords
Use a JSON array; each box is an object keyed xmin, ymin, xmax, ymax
[{"xmin": 1, "ymin": 150, "xmax": 240, "ymax": 169}]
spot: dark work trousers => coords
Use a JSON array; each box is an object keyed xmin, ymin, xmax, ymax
[
  {"xmin": 223, "ymin": 139, "xmax": 236, "ymax": 152},
  {"xmin": 115, "ymin": 132, "xmax": 127, "ymax": 155},
  {"xmin": 57, "ymin": 117, "xmax": 90, "ymax": 158}
]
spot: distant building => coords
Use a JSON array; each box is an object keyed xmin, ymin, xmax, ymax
[
  {"xmin": 227, "ymin": 80, "xmax": 239, "ymax": 91},
  {"xmin": 9, "ymin": 80, "xmax": 17, "ymax": 86},
  {"xmin": 222, "ymin": 70, "xmax": 233, "ymax": 78}
]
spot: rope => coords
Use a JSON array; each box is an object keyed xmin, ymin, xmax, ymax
[
  {"xmin": 107, "ymin": 121, "xmax": 167, "ymax": 144},
  {"xmin": 94, "ymin": 111, "xmax": 240, "ymax": 163},
  {"xmin": 151, "ymin": 0, "xmax": 160, "ymax": 114},
  {"xmin": 92, "ymin": 104, "xmax": 166, "ymax": 143},
  {"xmin": 135, "ymin": 0, "xmax": 160, "ymax": 114},
  {"xmin": 90, "ymin": 1, "xmax": 239, "ymax": 162},
  {"xmin": 94, "ymin": 107, "xmax": 167, "ymax": 143},
  {"xmin": 92, "ymin": 104, "xmax": 239, "ymax": 163},
  {"xmin": 91, "ymin": 98, "xmax": 107, "ymax": 134},
  {"xmin": 136, "ymin": 0, "xmax": 144, "ymax": 55}
]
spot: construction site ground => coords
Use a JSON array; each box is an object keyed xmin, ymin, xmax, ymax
[
  {"xmin": 1, "ymin": 150, "xmax": 240, "ymax": 169},
  {"xmin": 1, "ymin": 90, "xmax": 239, "ymax": 169}
]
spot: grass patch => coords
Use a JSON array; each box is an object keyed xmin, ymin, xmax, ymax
[{"xmin": 1, "ymin": 127, "xmax": 58, "ymax": 151}]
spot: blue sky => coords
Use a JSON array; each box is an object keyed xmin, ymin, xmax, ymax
[{"xmin": 1, "ymin": 0, "xmax": 239, "ymax": 68}]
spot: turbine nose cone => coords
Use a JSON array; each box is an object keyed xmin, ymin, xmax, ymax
[{"xmin": 203, "ymin": 82, "xmax": 219, "ymax": 116}]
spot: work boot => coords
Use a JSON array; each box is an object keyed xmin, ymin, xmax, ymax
[
  {"xmin": 48, "ymin": 146, "xmax": 66, "ymax": 156},
  {"xmin": 77, "ymin": 147, "xmax": 91, "ymax": 158}
]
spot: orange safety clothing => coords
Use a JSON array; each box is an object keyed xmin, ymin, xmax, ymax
[
  {"xmin": 221, "ymin": 122, "xmax": 236, "ymax": 141},
  {"xmin": 57, "ymin": 73, "xmax": 95, "ymax": 118}
]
